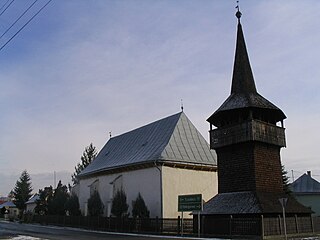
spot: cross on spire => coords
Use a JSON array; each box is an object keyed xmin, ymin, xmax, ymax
[{"xmin": 235, "ymin": 1, "xmax": 242, "ymax": 23}]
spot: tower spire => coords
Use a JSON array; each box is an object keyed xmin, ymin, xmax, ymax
[
  {"xmin": 207, "ymin": 4, "xmax": 286, "ymax": 127},
  {"xmin": 231, "ymin": 6, "xmax": 257, "ymax": 94}
]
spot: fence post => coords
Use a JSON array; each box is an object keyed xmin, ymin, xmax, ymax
[
  {"xmin": 201, "ymin": 215, "xmax": 205, "ymax": 236},
  {"xmin": 155, "ymin": 216, "xmax": 159, "ymax": 233},
  {"xmin": 198, "ymin": 212, "xmax": 201, "ymax": 238},
  {"xmin": 311, "ymin": 215, "xmax": 315, "ymax": 233},
  {"xmin": 261, "ymin": 215, "xmax": 264, "ymax": 239},
  {"xmin": 229, "ymin": 215, "xmax": 233, "ymax": 236},
  {"xmin": 278, "ymin": 215, "xmax": 282, "ymax": 235},
  {"xmin": 295, "ymin": 214, "xmax": 299, "ymax": 233},
  {"xmin": 177, "ymin": 216, "xmax": 181, "ymax": 235}
]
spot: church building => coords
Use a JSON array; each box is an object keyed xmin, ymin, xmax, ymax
[{"xmin": 77, "ymin": 111, "xmax": 217, "ymax": 218}]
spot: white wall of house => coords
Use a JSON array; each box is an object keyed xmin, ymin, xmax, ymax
[
  {"xmin": 26, "ymin": 203, "xmax": 37, "ymax": 213},
  {"xmin": 162, "ymin": 166, "xmax": 218, "ymax": 218},
  {"xmin": 78, "ymin": 166, "xmax": 217, "ymax": 218},
  {"xmin": 295, "ymin": 194, "xmax": 320, "ymax": 216},
  {"xmin": 78, "ymin": 167, "xmax": 161, "ymax": 218}
]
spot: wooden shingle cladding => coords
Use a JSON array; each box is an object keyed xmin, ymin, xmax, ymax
[{"xmin": 202, "ymin": 191, "xmax": 312, "ymax": 216}]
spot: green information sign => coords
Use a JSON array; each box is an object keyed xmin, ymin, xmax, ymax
[{"xmin": 178, "ymin": 194, "xmax": 202, "ymax": 212}]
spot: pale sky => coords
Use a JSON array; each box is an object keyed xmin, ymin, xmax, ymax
[{"xmin": 1, "ymin": 0, "xmax": 319, "ymax": 195}]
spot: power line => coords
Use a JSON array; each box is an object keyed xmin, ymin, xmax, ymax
[
  {"xmin": 0, "ymin": 0, "xmax": 15, "ymax": 17},
  {"xmin": 0, "ymin": 0, "xmax": 52, "ymax": 52},
  {"xmin": 0, "ymin": 0, "xmax": 39, "ymax": 40},
  {"xmin": 0, "ymin": 0, "xmax": 10, "ymax": 13}
]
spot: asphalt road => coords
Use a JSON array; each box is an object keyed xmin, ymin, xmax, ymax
[{"xmin": 0, "ymin": 220, "xmax": 203, "ymax": 240}]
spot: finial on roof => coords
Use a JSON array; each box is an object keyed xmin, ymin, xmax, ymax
[
  {"xmin": 109, "ymin": 131, "xmax": 112, "ymax": 138},
  {"xmin": 181, "ymin": 99, "xmax": 184, "ymax": 112},
  {"xmin": 235, "ymin": 1, "xmax": 242, "ymax": 23}
]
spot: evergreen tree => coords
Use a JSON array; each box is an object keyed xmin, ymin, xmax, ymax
[
  {"xmin": 35, "ymin": 181, "xmax": 69, "ymax": 215},
  {"xmin": 65, "ymin": 193, "xmax": 81, "ymax": 216},
  {"xmin": 282, "ymin": 164, "xmax": 291, "ymax": 194},
  {"xmin": 1, "ymin": 207, "xmax": 6, "ymax": 215},
  {"xmin": 49, "ymin": 181, "xmax": 69, "ymax": 215},
  {"xmin": 13, "ymin": 170, "xmax": 33, "ymax": 212},
  {"xmin": 87, "ymin": 190, "xmax": 104, "ymax": 216},
  {"xmin": 132, "ymin": 193, "xmax": 150, "ymax": 218},
  {"xmin": 35, "ymin": 186, "xmax": 54, "ymax": 215},
  {"xmin": 72, "ymin": 143, "xmax": 97, "ymax": 185},
  {"xmin": 111, "ymin": 188, "xmax": 129, "ymax": 218}
]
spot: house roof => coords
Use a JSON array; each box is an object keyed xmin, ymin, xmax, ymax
[
  {"xmin": 79, "ymin": 112, "xmax": 217, "ymax": 177},
  {"xmin": 26, "ymin": 194, "xmax": 39, "ymax": 204},
  {"xmin": 0, "ymin": 201, "xmax": 16, "ymax": 208},
  {"xmin": 290, "ymin": 172, "xmax": 320, "ymax": 193}
]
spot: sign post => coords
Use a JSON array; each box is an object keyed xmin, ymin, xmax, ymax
[{"xmin": 178, "ymin": 194, "xmax": 202, "ymax": 237}]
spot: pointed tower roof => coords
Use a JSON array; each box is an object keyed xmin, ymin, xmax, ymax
[
  {"xmin": 79, "ymin": 112, "xmax": 217, "ymax": 177},
  {"xmin": 231, "ymin": 18, "xmax": 256, "ymax": 94},
  {"xmin": 207, "ymin": 11, "xmax": 286, "ymax": 126}
]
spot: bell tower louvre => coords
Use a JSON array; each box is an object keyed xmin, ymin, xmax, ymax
[{"xmin": 200, "ymin": 8, "xmax": 313, "ymax": 238}]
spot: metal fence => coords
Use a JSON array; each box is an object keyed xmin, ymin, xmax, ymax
[
  {"xmin": 200, "ymin": 215, "xmax": 319, "ymax": 237},
  {"xmin": 263, "ymin": 215, "xmax": 314, "ymax": 236},
  {"xmin": 27, "ymin": 215, "xmax": 194, "ymax": 236},
  {"xmin": 25, "ymin": 214, "xmax": 320, "ymax": 238},
  {"xmin": 200, "ymin": 216, "xmax": 261, "ymax": 236}
]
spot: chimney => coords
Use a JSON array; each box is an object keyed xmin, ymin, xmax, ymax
[{"xmin": 307, "ymin": 171, "xmax": 311, "ymax": 177}]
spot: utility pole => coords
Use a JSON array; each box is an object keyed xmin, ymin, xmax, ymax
[{"xmin": 291, "ymin": 170, "xmax": 294, "ymax": 182}]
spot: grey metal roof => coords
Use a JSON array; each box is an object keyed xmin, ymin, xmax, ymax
[
  {"xmin": 79, "ymin": 112, "xmax": 216, "ymax": 177},
  {"xmin": 290, "ymin": 173, "xmax": 320, "ymax": 193}
]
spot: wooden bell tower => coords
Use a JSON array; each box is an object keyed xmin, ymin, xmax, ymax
[
  {"xmin": 207, "ymin": 10, "xmax": 286, "ymax": 195},
  {"xmin": 201, "ymin": 8, "xmax": 312, "ymax": 237}
]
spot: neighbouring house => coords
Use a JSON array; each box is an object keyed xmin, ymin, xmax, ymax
[
  {"xmin": 290, "ymin": 171, "xmax": 320, "ymax": 216},
  {"xmin": 26, "ymin": 194, "xmax": 40, "ymax": 213},
  {"xmin": 0, "ymin": 201, "xmax": 19, "ymax": 219},
  {"xmin": 0, "ymin": 197, "xmax": 9, "ymax": 205},
  {"xmin": 77, "ymin": 111, "xmax": 217, "ymax": 218}
]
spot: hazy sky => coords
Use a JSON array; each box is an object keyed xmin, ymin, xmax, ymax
[{"xmin": 1, "ymin": 0, "xmax": 319, "ymax": 195}]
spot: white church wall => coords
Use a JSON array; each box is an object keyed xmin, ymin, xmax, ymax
[
  {"xmin": 78, "ymin": 167, "xmax": 161, "ymax": 217},
  {"xmin": 123, "ymin": 167, "xmax": 161, "ymax": 218},
  {"xmin": 162, "ymin": 166, "xmax": 218, "ymax": 218}
]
